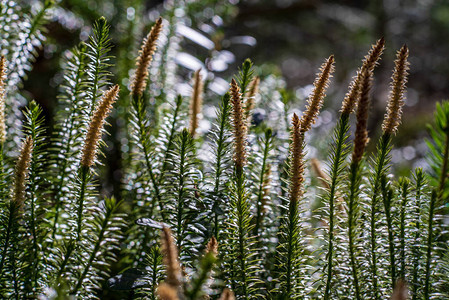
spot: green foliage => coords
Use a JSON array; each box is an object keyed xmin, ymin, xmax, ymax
[
  {"xmin": 0, "ymin": 0, "xmax": 53, "ymax": 145},
  {"xmin": 206, "ymin": 92, "xmax": 232, "ymax": 240},
  {"xmin": 365, "ymin": 132, "xmax": 393, "ymax": 299},
  {"xmin": 222, "ymin": 171, "xmax": 261, "ymax": 298},
  {"xmin": 0, "ymin": 0, "xmax": 53, "ymax": 88},
  {"xmin": 71, "ymin": 197, "xmax": 124, "ymax": 297},
  {"xmin": 274, "ymin": 188, "xmax": 306, "ymax": 299},
  {"xmin": 235, "ymin": 58, "xmax": 255, "ymax": 96},
  {"xmin": 139, "ymin": 246, "xmax": 164, "ymax": 299},
  {"xmin": 410, "ymin": 168, "xmax": 427, "ymax": 299},
  {"xmin": 0, "ymin": 1, "xmax": 447, "ymax": 299},
  {"xmin": 0, "ymin": 186, "xmax": 22, "ymax": 297},
  {"xmin": 251, "ymin": 127, "xmax": 274, "ymax": 238},
  {"xmin": 274, "ymin": 130, "xmax": 308, "ymax": 299},
  {"xmin": 427, "ymin": 101, "xmax": 449, "ymax": 201},
  {"xmin": 344, "ymin": 158, "xmax": 364, "ymax": 299},
  {"xmin": 21, "ymin": 100, "xmax": 47, "ymax": 296},
  {"xmin": 163, "ymin": 128, "xmax": 203, "ymax": 268},
  {"xmin": 86, "ymin": 17, "xmax": 113, "ymax": 115},
  {"xmin": 49, "ymin": 44, "xmax": 88, "ymax": 240},
  {"xmin": 319, "ymin": 113, "xmax": 351, "ymax": 299}
]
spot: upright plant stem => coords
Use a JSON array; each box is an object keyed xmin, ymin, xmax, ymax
[
  {"xmin": 370, "ymin": 133, "xmax": 391, "ymax": 299},
  {"xmin": 381, "ymin": 177, "xmax": 396, "ymax": 289},
  {"xmin": 212, "ymin": 99, "xmax": 230, "ymax": 239},
  {"xmin": 286, "ymin": 166, "xmax": 300, "ymax": 295},
  {"xmin": 254, "ymin": 129, "xmax": 272, "ymax": 237},
  {"xmin": 228, "ymin": 77, "xmax": 253, "ymax": 298},
  {"xmin": 150, "ymin": 247, "xmax": 161, "ymax": 300},
  {"xmin": 26, "ymin": 104, "xmax": 44, "ymax": 291},
  {"xmin": 88, "ymin": 18, "xmax": 110, "ymax": 116},
  {"xmin": 0, "ymin": 201, "xmax": 16, "ymax": 277},
  {"xmin": 55, "ymin": 242, "xmax": 75, "ymax": 280},
  {"xmin": 159, "ymin": 96, "xmax": 183, "ymax": 183},
  {"xmin": 132, "ymin": 95, "xmax": 164, "ymax": 219},
  {"xmin": 324, "ymin": 113, "xmax": 350, "ymax": 299},
  {"xmin": 11, "ymin": 249, "xmax": 18, "ymax": 300},
  {"xmin": 29, "ymin": 167, "xmax": 39, "ymax": 292},
  {"xmin": 72, "ymin": 202, "xmax": 116, "ymax": 294},
  {"xmin": 399, "ymin": 179, "xmax": 409, "ymax": 279},
  {"xmin": 211, "ymin": 93, "xmax": 231, "ymax": 240},
  {"xmin": 347, "ymin": 161, "xmax": 361, "ymax": 300},
  {"xmin": 28, "ymin": 1, "xmax": 53, "ymax": 39},
  {"xmin": 422, "ymin": 113, "xmax": 449, "ymax": 298},
  {"xmin": 51, "ymin": 46, "xmax": 86, "ymax": 239},
  {"xmin": 424, "ymin": 191, "xmax": 437, "ymax": 299},
  {"xmin": 279, "ymin": 113, "xmax": 305, "ymax": 297},
  {"xmin": 76, "ymin": 166, "xmax": 89, "ymax": 241},
  {"xmin": 438, "ymin": 128, "xmax": 449, "ymax": 198},
  {"xmin": 175, "ymin": 136, "xmax": 187, "ymax": 252},
  {"xmin": 411, "ymin": 171, "xmax": 424, "ymax": 300},
  {"xmin": 0, "ymin": 137, "xmax": 32, "ymax": 283},
  {"xmin": 235, "ymin": 171, "xmax": 248, "ymax": 299}
]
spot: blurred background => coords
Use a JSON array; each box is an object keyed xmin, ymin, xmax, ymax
[{"xmin": 16, "ymin": 0, "xmax": 449, "ymax": 180}]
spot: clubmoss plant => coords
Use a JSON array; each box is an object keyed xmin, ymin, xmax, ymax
[
  {"xmin": 77, "ymin": 84, "xmax": 119, "ymax": 239},
  {"xmin": 0, "ymin": 56, "xmax": 6, "ymax": 144},
  {"xmin": 344, "ymin": 66, "xmax": 373, "ymax": 300},
  {"xmin": 367, "ymin": 44, "xmax": 409, "ymax": 299},
  {"xmin": 0, "ymin": 2, "xmax": 447, "ymax": 299},
  {"xmin": 222, "ymin": 75, "xmax": 261, "ymax": 298}
]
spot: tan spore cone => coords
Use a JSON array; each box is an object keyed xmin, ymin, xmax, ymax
[
  {"xmin": 13, "ymin": 136, "xmax": 33, "ymax": 208},
  {"xmin": 157, "ymin": 283, "xmax": 179, "ymax": 300},
  {"xmin": 341, "ymin": 37, "xmax": 385, "ymax": 115},
  {"xmin": 244, "ymin": 76, "xmax": 260, "ymax": 128},
  {"xmin": 289, "ymin": 114, "xmax": 305, "ymax": 206},
  {"xmin": 390, "ymin": 280, "xmax": 408, "ymax": 300},
  {"xmin": 206, "ymin": 236, "xmax": 218, "ymax": 256},
  {"xmin": 81, "ymin": 85, "xmax": 119, "ymax": 168},
  {"xmin": 131, "ymin": 17, "xmax": 163, "ymax": 98},
  {"xmin": 189, "ymin": 69, "xmax": 203, "ymax": 137},
  {"xmin": 230, "ymin": 78, "xmax": 247, "ymax": 171},
  {"xmin": 382, "ymin": 45, "xmax": 409, "ymax": 135},
  {"xmin": 161, "ymin": 226, "xmax": 182, "ymax": 288},
  {"xmin": 300, "ymin": 55, "xmax": 335, "ymax": 133},
  {"xmin": 352, "ymin": 68, "xmax": 373, "ymax": 163},
  {"xmin": 219, "ymin": 289, "xmax": 235, "ymax": 300}
]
